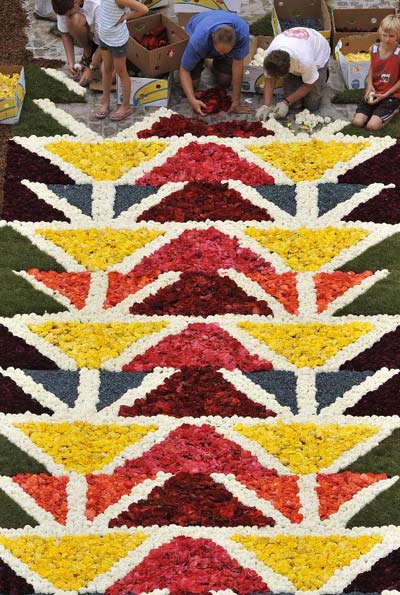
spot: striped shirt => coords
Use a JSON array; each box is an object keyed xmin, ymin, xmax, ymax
[{"xmin": 99, "ymin": 0, "xmax": 129, "ymax": 47}]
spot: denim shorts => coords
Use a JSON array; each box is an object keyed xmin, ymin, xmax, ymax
[{"xmin": 99, "ymin": 38, "xmax": 129, "ymax": 58}]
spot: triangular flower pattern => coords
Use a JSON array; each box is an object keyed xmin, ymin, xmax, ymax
[{"xmin": 1, "ymin": 93, "xmax": 399, "ymax": 595}]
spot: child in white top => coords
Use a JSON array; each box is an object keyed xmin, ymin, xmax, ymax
[
  {"xmin": 96, "ymin": 0, "xmax": 148, "ymax": 121},
  {"xmin": 256, "ymin": 27, "xmax": 330, "ymax": 120}
]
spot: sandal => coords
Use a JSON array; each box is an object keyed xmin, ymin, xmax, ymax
[
  {"xmin": 110, "ymin": 109, "xmax": 133, "ymax": 121},
  {"xmin": 95, "ymin": 107, "xmax": 111, "ymax": 119},
  {"xmin": 80, "ymin": 43, "xmax": 97, "ymax": 69},
  {"xmin": 80, "ymin": 55, "xmax": 92, "ymax": 69}
]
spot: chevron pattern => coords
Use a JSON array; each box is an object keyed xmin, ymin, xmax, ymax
[{"xmin": 0, "ymin": 103, "xmax": 400, "ymax": 595}]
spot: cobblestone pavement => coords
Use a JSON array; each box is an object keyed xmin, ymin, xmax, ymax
[{"xmin": 24, "ymin": 0, "xmax": 399, "ymax": 136}]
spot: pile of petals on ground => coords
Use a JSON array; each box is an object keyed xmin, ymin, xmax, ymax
[{"xmin": 2, "ymin": 99, "xmax": 400, "ymax": 595}]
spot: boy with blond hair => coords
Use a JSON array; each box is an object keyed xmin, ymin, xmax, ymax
[{"xmin": 353, "ymin": 14, "xmax": 400, "ymax": 130}]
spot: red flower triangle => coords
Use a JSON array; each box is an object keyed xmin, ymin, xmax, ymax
[
  {"xmin": 119, "ymin": 367, "xmax": 276, "ymax": 418},
  {"xmin": 137, "ymin": 114, "xmax": 272, "ymax": 139},
  {"xmin": 314, "ymin": 272, "xmax": 373, "ymax": 313},
  {"xmin": 123, "ymin": 322, "xmax": 273, "ymax": 372},
  {"xmin": 129, "ymin": 272, "xmax": 273, "ymax": 316},
  {"xmin": 106, "ymin": 536, "xmax": 269, "ymax": 595},
  {"xmin": 105, "ymin": 227, "xmax": 275, "ymax": 308},
  {"xmin": 237, "ymin": 473, "xmax": 303, "ymax": 523},
  {"xmin": 247, "ymin": 271, "xmax": 299, "ymax": 314},
  {"xmin": 87, "ymin": 425, "xmax": 278, "ymax": 516},
  {"xmin": 28, "ymin": 270, "xmax": 91, "ymax": 310},
  {"xmin": 109, "ymin": 472, "xmax": 275, "ymax": 528},
  {"xmin": 121, "ymin": 424, "xmax": 278, "ymax": 477},
  {"xmin": 13, "ymin": 474, "xmax": 68, "ymax": 524},
  {"xmin": 85, "ymin": 471, "xmax": 151, "ymax": 520},
  {"xmin": 137, "ymin": 181, "xmax": 273, "ymax": 222},
  {"xmin": 316, "ymin": 472, "xmax": 387, "ymax": 519},
  {"xmin": 136, "ymin": 141, "xmax": 274, "ymax": 186}
]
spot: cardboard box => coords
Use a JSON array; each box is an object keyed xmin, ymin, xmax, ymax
[
  {"xmin": 272, "ymin": 0, "xmax": 331, "ymax": 42},
  {"xmin": 142, "ymin": 0, "xmax": 168, "ymax": 9},
  {"xmin": 242, "ymin": 35, "xmax": 284, "ymax": 94},
  {"xmin": 176, "ymin": 12, "xmax": 198, "ymax": 27},
  {"xmin": 127, "ymin": 13, "xmax": 189, "ymax": 77},
  {"xmin": 0, "ymin": 65, "xmax": 25, "ymax": 125},
  {"xmin": 332, "ymin": 8, "xmax": 395, "ymax": 48},
  {"xmin": 174, "ymin": 0, "xmax": 241, "ymax": 14},
  {"xmin": 335, "ymin": 33, "xmax": 378, "ymax": 89},
  {"xmin": 117, "ymin": 72, "xmax": 172, "ymax": 107}
]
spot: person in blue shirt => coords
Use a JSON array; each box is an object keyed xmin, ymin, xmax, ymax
[{"xmin": 179, "ymin": 10, "xmax": 252, "ymax": 115}]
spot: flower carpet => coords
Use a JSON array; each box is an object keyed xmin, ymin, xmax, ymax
[{"xmin": 1, "ymin": 91, "xmax": 400, "ymax": 595}]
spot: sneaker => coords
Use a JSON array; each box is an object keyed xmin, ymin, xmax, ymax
[{"xmin": 33, "ymin": 11, "xmax": 57, "ymax": 22}]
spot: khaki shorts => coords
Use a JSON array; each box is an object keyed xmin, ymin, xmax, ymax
[{"xmin": 284, "ymin": 63, "xmax": 329, "ymax": 111}]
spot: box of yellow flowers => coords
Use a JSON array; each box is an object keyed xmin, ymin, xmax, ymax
[
  {"xmin": 0, "ymin": 65, "xmax": 26, "ymax": 124},
  {"xmin": 335, "ymin": 34, "xmax": 377, "ymax": 90}
]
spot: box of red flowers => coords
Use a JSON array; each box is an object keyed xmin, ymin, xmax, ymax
[
  {"xmin": 141, "ymin": 0, "xmax": 168, "ymax": 9},
  {"xmin": 127, "ymin": 14, "xmax": 189, "ymax": 77}
]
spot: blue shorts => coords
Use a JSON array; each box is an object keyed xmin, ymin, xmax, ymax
[{"xmin": 99, "ymin": 38, "xmax": 129, "ymax": 57}]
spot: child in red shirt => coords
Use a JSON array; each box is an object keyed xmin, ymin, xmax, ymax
[{"xmin": 353, "ymin": 14, "xmax": 400, "ymax": 130}]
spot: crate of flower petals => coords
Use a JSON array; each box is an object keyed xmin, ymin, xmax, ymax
[
  {"xmin": 0, "ymin": 65, "xmax": 25, "ymax": 124},
  {"xmin": 331, "ymin": 7, "xmax": 395, "ymax": 48},
  {"xmin": 140, "ymin": 0, "xmax": 168, "ymax": 9},
  {"xmin": 335, "ymin": 33, "xmax": 378, "ymax": 89},
  {"xmin": 127, "ymin": 13, "xmax": 189, "ymax": 77},
  {"xmin": 242, "ymin": 36, "xmax": 283, "ymax": 94},
  {"xmin": 272, "ymin": 0, "xmax": 331, "ymax": 42}
]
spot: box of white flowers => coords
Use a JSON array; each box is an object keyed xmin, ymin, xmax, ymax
[
  {"xmin": 0, "ymin": 65, "xmax": 25, "ymax": 124},
  {"xmin": 242, "ymin": 36, "xmax": 283, "ymax": 94}
]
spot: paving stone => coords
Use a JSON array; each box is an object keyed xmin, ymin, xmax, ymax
[{"xmin": 23, "ymin": 0, "xmax": 388, "ymax": 137}]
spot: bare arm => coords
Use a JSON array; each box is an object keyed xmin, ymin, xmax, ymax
[
  {"xmin": 61, "ymin": 33, "xmax": 76, "ymax": 77},
  {"xmin": 228, "ymin": 59, "xmax": 252, "ymax": 113},
  {"xmin": 179, "ymin": 64, "xmax": 207, "ymax": 115},
  {"xmin": 262, "ymin": 76, "xmax": 275, "ymax": 106},
  {"xmin": 116, "ymin": 0, "xmax": 148, "ymax": 22},
  {"xmin": 364, "ymin": 48, "xmax": 374, "ymax": 100}
]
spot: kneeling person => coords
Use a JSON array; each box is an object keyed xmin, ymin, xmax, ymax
[
  {"xmin": 257, "ymin": 27, "xmax": 330, "ymax": 120},
  {"xmin": 179, "ymin": 10, "xmax": 252, "ymax": 115},
  {"xmin": 352, "ymin": 15, "xmax": 400, "ymax": 131},
  {"xmin": 52, "ymin": 0, "xmax": 101, "ymax": 86}
]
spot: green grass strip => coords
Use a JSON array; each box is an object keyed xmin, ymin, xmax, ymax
[
  {"xmin": 12, "ymin": 64, "xmax": 85, "ymax": 137},
  {"xmin": 335, "ymin": 271, "xmax": 400, "ymax": 316},
  {"xmin": 0, "ymin": 489, "xmax": 38, "ymax": 528},
  {"xmin": 341, "ymin": 117, "xmax": 400, "ymax": 138},
  {"xmin": 339, "ymin": 233, "xmax": 400, "ymax": 272},
  {"xmin": 0, "ymin": 226, "xmax": 65, "ymax": 271},
  {"xmin": 332, "ymin": 88, "xmax": 364, "ymax": 104},
  {"xmin": 0, "ymin": 270, "xmax": 66, "ymax": 316},
  {"xmin": 347, "ymin": 478, "xmax": 400, "ymax": 528}
]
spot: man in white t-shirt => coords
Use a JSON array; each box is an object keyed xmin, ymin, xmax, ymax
[
  {"xmin": 52, "ymin": 0, "xmax": 102, "ymax": 86},
  {"xmin": 256, "ymin": 27, "xmax": 330, "ymax": 120}
]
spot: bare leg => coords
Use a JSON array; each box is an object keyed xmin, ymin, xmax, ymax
[
  {"xmin": 98, "ymin": 49, "xmax": 113, "ymax": 114},
  {"xmin": 352, "ymin": 113, "xmax": 369, "ymax": 127},
  {"xmin": 113, "ymin": 55, "xmax": 131, "ymax": 116},
  {"xmin": 67, "ymin": 12, "xmax": 93, "ymax": 60},
  {"xmin": 366, "ymin": 114, "xmax": 384, "ymax": 130}
]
